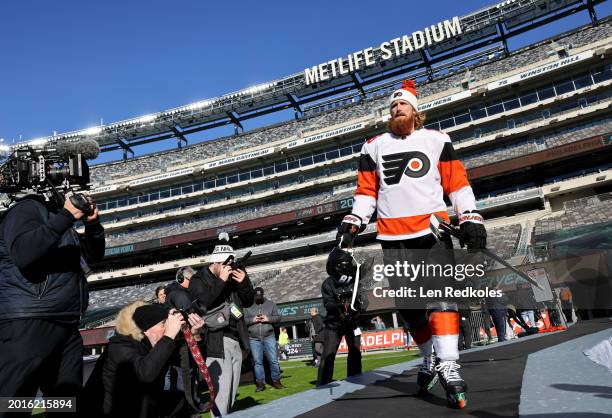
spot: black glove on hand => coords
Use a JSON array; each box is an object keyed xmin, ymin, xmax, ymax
[
  {"xmin": 459, "ymin": 211, "xmax": 487, "ymax": 250},
  {"xmin": 336, "ymin": 214, "xmax": 363, "ymax": 248}
]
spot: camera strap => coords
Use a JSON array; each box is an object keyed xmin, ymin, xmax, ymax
[{"xmin": 182, "ymin": 326, "xmax": 215, "ymax": 412}]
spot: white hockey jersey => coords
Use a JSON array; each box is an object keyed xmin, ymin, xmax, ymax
[{"xmin": 351, "ymin": 129, "xmax": 478, "ymax": 241}]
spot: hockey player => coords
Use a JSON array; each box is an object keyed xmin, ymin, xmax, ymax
[{"xmin": 336, "ymin": 80, "xmax": 486, "ymax": 409}]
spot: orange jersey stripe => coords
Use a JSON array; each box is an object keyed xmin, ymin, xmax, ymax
[
  {"xmin": 356, "ymin": 170, "xmax": 378, "ymax": 199},
  {"xmin": 438, "ymin": 160, "xmax": 470, "ymax": 195},
  {"xmin": 377, "ymin": 211, "xmax": 449, "ymax": 236},
  {"xmin": 429, "ymin": 312, "xmax": 460, "ymax": 336}
]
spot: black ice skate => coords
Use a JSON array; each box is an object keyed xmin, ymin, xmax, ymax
[
  {"xmin": 435, "ymin": 360, "xmax": 467, "ymax": 409},
  {"xmin": 417, "ymin": 352, "xmax": 438, "ymax": 394}
]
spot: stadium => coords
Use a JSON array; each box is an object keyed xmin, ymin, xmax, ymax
[{"xmin": 5, "ymin": 0, "xmax": 612, "ymax": 416}]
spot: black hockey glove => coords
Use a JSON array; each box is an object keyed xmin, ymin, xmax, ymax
[
  {"xmin": 459, "ymin": 211, "xmax": 487, "ymax": 250},
  {"xmin": 336, "ymin": 214, "xmax": 364, "ymax": 248}
]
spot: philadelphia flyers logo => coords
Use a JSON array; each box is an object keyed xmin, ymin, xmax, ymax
[{"xmin": 381, "ymin": 151, "xmax": 430, "ymax": 185}]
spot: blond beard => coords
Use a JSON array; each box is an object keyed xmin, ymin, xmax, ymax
[{"xmin": 388, "ymin": 115, "xmax": 415, "ymax": 136}]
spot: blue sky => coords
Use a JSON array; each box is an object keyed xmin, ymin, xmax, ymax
[{"xmin": 1, "ymin": 0, "xmax": 609, "ymax": 164}]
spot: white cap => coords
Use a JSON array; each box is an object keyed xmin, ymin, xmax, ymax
[
  {"xmin": 389, "ymin": 80, "xmax": 418, "ymax": 111},
  {"xmin": 209, "ymin": 244, "xmax": 235, "ymax": 263}
]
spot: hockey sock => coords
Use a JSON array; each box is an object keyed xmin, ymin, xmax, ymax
[{"xmin": 429, "ymin": 311, "xmax": 460, "ymax": 361}]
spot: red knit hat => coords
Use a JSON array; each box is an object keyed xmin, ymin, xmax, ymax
[{"xmin": 389, "ymin": 80, "xmax": 418, "ymax": 111}]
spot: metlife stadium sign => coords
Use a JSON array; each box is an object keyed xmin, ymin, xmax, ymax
[{"xmin": 304, "ymin": 17, "xmax": 462, "ymax": 85}]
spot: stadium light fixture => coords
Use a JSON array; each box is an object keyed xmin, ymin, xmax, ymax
[
  {"xmin": 135, "ymin": 114, "xmax": 156, "ymax": 124},
  {"xmin": 185, "ymin": 100, "xmax": 211, "ymax": 111},
  {"xmin": 27, "ymin": 138, "xmax": 48, "ymax": 147},
  {"xmin": 0, "ymin": 144, "xmax": 11, "ymax": 157},
  {"xmin": 83, "ymin": 126, "xmax": 103, "ymax": 136}
]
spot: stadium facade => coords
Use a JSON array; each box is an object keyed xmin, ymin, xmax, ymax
[{"xmin": 13, "ymin": 0, "xmax": 611, "ymax": 349}]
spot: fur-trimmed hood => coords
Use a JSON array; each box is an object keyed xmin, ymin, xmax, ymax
[{"xmin": 115, "ymin": 300, "xmax": 147, "ymax": 341}]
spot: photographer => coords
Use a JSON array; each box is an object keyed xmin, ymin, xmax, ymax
[
  {"xmin": 187, "ymin": 243, "xmax": 254, "ymax": 417},
  {"xmin": 0, "ymin": 193, "xmax": 104, "ymax": 412},
  {"xmin": 317, "ymin": 248, "xmax": 368, "ymax": 386},
  {"xmin": 101, "ymin": 301, "xmax": 204, "ymax": 418}
]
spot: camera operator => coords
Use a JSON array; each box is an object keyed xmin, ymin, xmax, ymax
[
  {"xmin": 317, "ymin": 248, "xmax": 368, "ymax": 386},
  {"xmin": 162, "ymin": 266, "xmax": 208, "ymax": 415},
  {"xmin": 165, "ymin": 267, "xmax": 196, "ymax": 311},
  {"xmin": 0, "ymin": 193, "xmax": 104, "ymax": 413},
  {"xmin": 187, "ymin": 243, "xmax": 254, "ymax": 417}
]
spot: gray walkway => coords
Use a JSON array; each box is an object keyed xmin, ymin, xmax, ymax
[
  {"xmin": 520, "ymin": 326, "xmax": 612, "ymax": 417},
  {"xmin": 229, "ymin": 329, "xmax": 569, "ymax": 418}
]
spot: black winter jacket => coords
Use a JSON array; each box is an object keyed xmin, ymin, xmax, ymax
[
  {"xmin": 0, "ymin": 198, "xmax": 105, "ymax": 322},
  {"xmin": 308, "ymin": 314, "xmax": 325, "ymax": 342},
  {"xmin": 164, "ymin": 281, "xmax": 193, "ymax": 311},
  {"xmin": 321, "ymin": 276, "xmax": 368, "ymax": 330},
  {"xmin": 188, "ymin": 266, "xmax": 254, "ymax": 359},
  {"xmin": 101, "ymin": 334, "xmax": 177, "ymax": 418}
]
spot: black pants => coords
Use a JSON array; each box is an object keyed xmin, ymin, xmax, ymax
[
  {"xmin": 317, "ymin": 326, "xmax": 361, "ymax": 386},
  {"xmin": 481, "ymin": 309, "xmax": 492, "ymax": 339},
  {"xmin": 381, "ymin": 234, "xmax": 455, "ymax": 330},
  {"xmin": 489, "ymin": 308, "xmax": 507, "ymax": 342},
  {"xmin": 563, "ymin": 307, "xmax": 573, "ymax": 323},
  {"xmin": 0, "ymin": 319, "xmax": 83, "ymax": 418},
  {"xmin": 458, "ymin": 314, "xmax": 472, "ymax": 350},
  {"xmin": 311, "ymin": 341, "xmax": 323, "ymax": 365}
]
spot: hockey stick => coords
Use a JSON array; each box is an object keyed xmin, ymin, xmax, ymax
[
  {"xmin": 337, "ymin": 236, "xmax": 362, "ymax": 312},
  {"xmin": 429, "ymin": 214, "xmax": 544, "ymax": 290},
  {"xmin": 350, "ymin": 261, "xmax": 361, "ymax": 312}
]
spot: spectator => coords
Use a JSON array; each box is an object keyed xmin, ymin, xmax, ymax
[
  {"xmin": 560, "ymin": 286, "xmax": 574, "ymax": 323},
  {"xmin": 245, "ymin": 287, "xmax": 284, "ymax": 392},
  {"xmin": 155, "ymin": 286, "xmax": 167, "ymax": 304},
  {"xmin": 543, "ymin": 301, "xmax": 563, "ymax": 327},
  {"xmin": 486, "ymin": 294, "xmax": 508, "ymax": 343},
  {"xmin": 100, "ymin": 301, "xmax": 204, "ymax": 418},
  {"xmin": 479, "ymin": 301, "xmax": 493, "ymax": 344},
  {"xmin": 370, "ymin": 315, "xmax": 386, "ymax": 330},
  {"xmin": 278, "ymin": 328, "xmax": 290, "ymax": 361},
  {"xmin": 187, "ymin": 242, "xmax": 254, "ymax": 417},
  {"xmin": 307, "ymin": 308, "xmax": 325, "ymax": 367},
  {"xmin": 513, "ymin": 285, "xmax": 538, "ymax": 329}
]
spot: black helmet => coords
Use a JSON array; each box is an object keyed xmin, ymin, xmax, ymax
[{"xmin": 326, "ymin": 247, "xmax": 358, "ymax": 283}]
